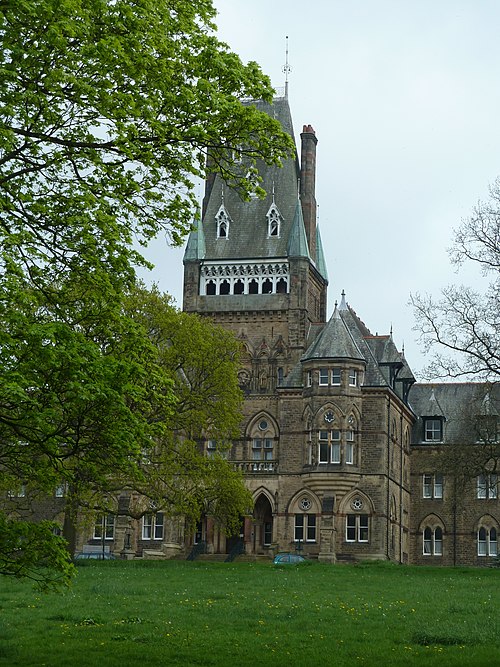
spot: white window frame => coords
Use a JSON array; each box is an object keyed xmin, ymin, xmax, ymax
[
  {"xmin": 94, "ymin": 514, "xmax": 115, "ymax": 540},
  {"xmin": 477, "ymin": 474, "xmax": 498, "ymax": 499},
  {"xmin": 294, "ymin": 514, "xmax": 317, "ymax": 542},
  {"xmin": 424, "ymin": 418, "xmax": 443, "ymax": 442},
  {"xmin": 331, "ymin": 368, "xmax": 341, "ymax": 385},
  {"xmin": 318, "ymin": 430, "xmax": 341, "ymax": 464},
  {"xmin": 306, "ymin": 370, "xmax": 312, "ymax": 387},
  {"xmin": 478, "ymin": 526, "xmax": 498, "ymax": 556},
  {"xmin": 319, "ymin": 368, "xmax": 329, "ymax": 386},
  {"xmin": 142, "ymin": 513, "xmax": 164, "ymax": 540},
  {"xmin": 423, "ymin": 526, "xmax": 442, "ymax": 556},
  {"xmin": 345, "ymin": 441, "xmax": 354, "ymax": 465},
  {"xmin": 423, "ymin": 473, "xmax": 443, "ymax": 499},
  {"xmin": 346, "ymin": 514, "xmax": 369, "ymax": 542},
  {"xmin": 348, "ymin": 369, "xmax": 357, "ymax": 387}
]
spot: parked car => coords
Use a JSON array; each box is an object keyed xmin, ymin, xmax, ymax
[
  {"xmin": 74, "ymin": 552, "xmax": 116, "ymax": 560},
  {"xmin": 273, "ymin": 553, "xmax": 306, "ymax": 565}
]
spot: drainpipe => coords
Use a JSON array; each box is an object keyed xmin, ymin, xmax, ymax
[
  {"xmin": 399, "ymin": 413, "xmax": 404, "ymax": 564},
  {"xmin": 386, "ymin": 396, "xmax": 391, "ymax": 560}
]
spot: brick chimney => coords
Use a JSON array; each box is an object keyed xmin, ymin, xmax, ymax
[{"xmin": 300, "ymin": 125, "xmax": 318, "ymax": 261}]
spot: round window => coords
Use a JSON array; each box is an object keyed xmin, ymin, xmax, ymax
[
  {"xmin": 299, "ymin": 497, "xmax": 312, "ymax": 511},
  {"xmin": 258, "ymin": 420, "xmax": 268, "ymax": 431},
  {"xmin": 324, "ymin": 411, "xmax": 335, "ymax": 423},
  {"xmin": 351, "ymin": 497, "xmax": 363, "ymax": 511}
]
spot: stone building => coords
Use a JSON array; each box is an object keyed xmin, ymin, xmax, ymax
[
  {"xmin": 5, "ymin": 95, "xmax": 499, "ymax": 565},
  {"xmin": 179, "ymin": 94, "xmax": 500, "ymax": 565}
]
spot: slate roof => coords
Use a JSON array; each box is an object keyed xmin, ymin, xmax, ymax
[
  {"xmin": 186, "ymin": 97, "xmax": 304, "ymax": 264},
  {"xmin": 409, "ymin": 383, "xmax": 500, "ymax": 444},
  {"xmin": 280, "ymin": 293, "xmax": 416, "ymax": 401},
  {"xmin": 301, "ymin": 304, "xmax": 365, "ymax": 362}
]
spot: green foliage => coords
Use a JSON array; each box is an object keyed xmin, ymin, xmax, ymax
[
  {"xmin": 123, "ymin": 284, "xmax": 251, "ymax": 533},
  {"xmin": 0, "ymin": 515, "xmax": 74, "ymax": 590},
  {"xmin": 3, "ymin": 562, "xmax": 500, "ymax": 665},
  {"xmin": 0, "ymin": 0, "xmax": 294, "ymax": 284},
  {"xmin": 1, "ymin": 0, "xmax": 288, "ymax": 586}
]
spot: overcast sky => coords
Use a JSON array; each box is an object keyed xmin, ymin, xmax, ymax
[{"xmin": 143, "ymin": 0, "xmax": 500, "ymax": 378}]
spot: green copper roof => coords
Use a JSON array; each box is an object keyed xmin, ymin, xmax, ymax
[
  {"xmin": 287, "ymin": 199, "xmax": 310, "ymax": 258},
  {"xmin": 315, "ymin": 225, "xmax": 328, "ymax": 281},
  {"xmin": 183, "ymin": 222, "xmax": 206, "ymax": 262}
]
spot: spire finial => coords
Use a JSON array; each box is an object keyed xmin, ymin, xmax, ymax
[
  {"xmin": 339, "ymin": 290, "xmax": 347, "ymax": 311},
  {"xmin": 283, "ymin": 36, "xmax": 291, "ymax": 98}
]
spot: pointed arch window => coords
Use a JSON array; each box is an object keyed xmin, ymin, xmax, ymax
[
  {"xmin": 249, "ymin": 415, "xmax": 278, "ymax": 467},
  {"xmin": 215, "ymin": 205, "xmax": 231, "ymax": 239},
  {"xmin": 423, "ymin": 526, "xmax": 442, "ymax": 556},
  {"xmin": 266, "ymin": 202, "xmax": 282, "ymax": 238},
  {"xmin": 478, "ymin": 526, "xmax": 497, "ymax": 556}
]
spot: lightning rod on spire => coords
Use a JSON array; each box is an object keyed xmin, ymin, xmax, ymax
[{"xmin": 283, "ymin": 36, "xmax": 291, "ymax": 99}]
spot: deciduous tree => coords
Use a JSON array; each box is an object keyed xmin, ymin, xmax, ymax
[
  {"xmin": 0, "ymin": 0, "xmax": 288, "ymax": 585},
  {"xmin": 412, "ymin": 178, "xmax": 500, "ymax": 380}
]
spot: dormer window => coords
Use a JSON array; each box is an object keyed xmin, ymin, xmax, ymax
[
  {"xmin": 266, "ymin": 202, "xmax": 282, "ymax": 237},
  {"xmin": 215, "ymin": 204, "xmax": 231, "ymax": 239},
  {"xmin": 424, "ymin": 418, "xmax": 443, "ymax": 442}
]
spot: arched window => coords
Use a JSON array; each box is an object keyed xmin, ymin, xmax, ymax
[
  {"xmin": 215, "ymin": 205, "xmax": 231, "ymax": 239},
  {"xmin": 234, "ymin": 279, "xmax": 244, "ymax": 295},
  {"xmin": 478, "ymin": 525, "xmax": 498, "ymax": 556},
  {"xmin": 249, "ymin": 279, "xmax": 259, "ymax": 294},
  {"xmin": 276, "ymin": 278, "xmax": 287, "ymax": 293},
  {"xmin": 206, "ymin": 280, "xmax": 216, "ymax": 296},
  {"xmin": 291, "ymin": 493, "xmax": 318, "ymax": 544},
  {"xmin": 266, "ymin": 202, "xmax": 282, "ymax": 237},
  {"xmin": 262, "ymin": 278, "xmax": 273, "ymax": 294},
  {"xmin": 219, "ymin": 279, "xmax": 230, "ymax": 295},
  {"xmin": 248, "ymin": 415, "xmax": 278, "ymax": 470}
]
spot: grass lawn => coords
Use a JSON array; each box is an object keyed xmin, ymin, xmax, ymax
[{"xmin": 1, "ymin": 560, "xmax": 500, "ymax": 666}]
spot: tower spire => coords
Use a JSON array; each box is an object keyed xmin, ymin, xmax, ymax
[{"xmin": 283, "ymin": 36, "xmax": 291, "ymax": 98}]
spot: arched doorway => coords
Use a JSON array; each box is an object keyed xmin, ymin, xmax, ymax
[{"xmin": 253, "ymin": 494, "xmax": 273, "ymax": 553}]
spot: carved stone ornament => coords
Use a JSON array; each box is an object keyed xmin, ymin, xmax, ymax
[
  {"xmin": 351, "ymin": 497, "xmax": 363, "ymax": 511},
  {"xmin": 299, "ymin": 497, "xmax": 312, "ymax": 511}
]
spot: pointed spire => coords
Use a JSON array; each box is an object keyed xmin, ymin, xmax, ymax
[
  {"xmin": 302, "ymin": 300, "xmax": 365, "ymax": 362},
  {"xmin": 183, "ymin": 220, "xmax": 206, "ymax": 261},
  {"xmin": 287, "ymin": 199, "xmax": 310, "ymax": 258},
  {"xmin": 315, "ymin": 225, "xmax": 328, "ymax": 281},
  {"xmin": 339, "ymin": 290, "xmax": 348, "ymax": 311},
  {"xmin": 283, "ymin": 35, "xmax": 291, "ymax": 99}
]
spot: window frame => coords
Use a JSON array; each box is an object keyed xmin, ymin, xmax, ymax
[
  {"xmin": 319, "ymin": 368, "xmax": 329, "ymax": 386},
  {"xmin": 423, "ymin": 473, "xmax": 443, "ymax": 499},
  {"xmin": 318, "ymin": 429, "xmax": 341, "ymax": 464},
  {"xmin": 345, "ymin": 514, "xmax": 369, "ymax": 543},
  {"xmin": 94, "ymin": 514, "xmax": 115, "ymax": 540},
  {"xmin": 331, "ymin": 368, "xmax": 341, "ymax": 385},
  {"xmin": 424, "ymin": 418, "xmax": 443, "ymax": 442},
  {"xmin": 477, "ymin": 474, "xmax": 498, "ymax": 499},
  {"xmin": 294, "ymin": 514, "xmax": 317, "ymax": 543},
  {"xmin": 423, "ymin": 526, "xmax": 443, "ymax": 556},
  {"xmin": 142, "ymin": 513, "xmax": 164, "ymax": 541},
  {"xmin": 348, "ymin": 369, "xmax": 358, "ymax": 387},
  {"xmin": 478, "ymin": 526, "xmax": 498, "ymax": 556}
]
